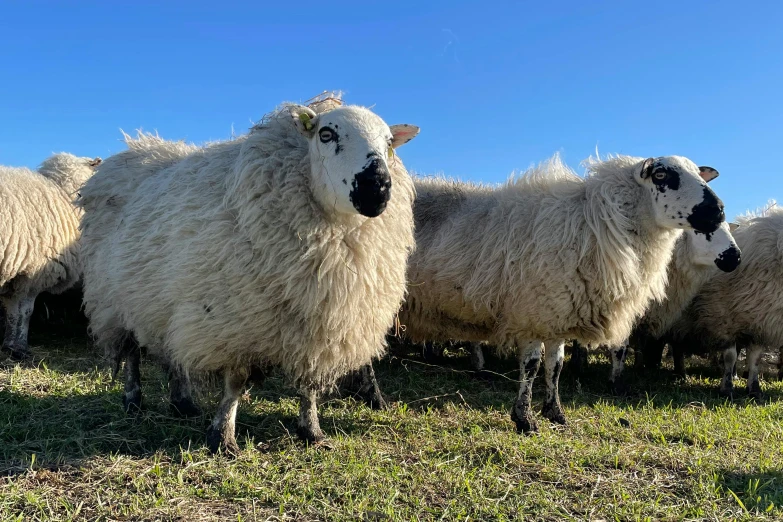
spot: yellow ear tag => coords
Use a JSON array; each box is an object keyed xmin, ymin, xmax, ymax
[
  {"xmin": 388, "ymin": 144, "xmax": 394, "ymax": 159},
  {"xmin": 299, "ymin": 113, "xmax": 314, "ymax": 131}
]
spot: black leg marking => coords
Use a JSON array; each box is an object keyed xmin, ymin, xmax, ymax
[
  {"xmin": 541, "ymin": 341, "xmax": 566, "ymax": 425},
  {"xmin": 206, "ymin": 367, "xmax": 249, "ymax": 455},
  {"xmin": 511, "ymin": 341, "xmax": 542, "ymax": 434},
  {"xmin": 122, "ymin": 339, "xmax": 142, "ymax": 414}
]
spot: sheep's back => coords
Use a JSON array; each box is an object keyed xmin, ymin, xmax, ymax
[{"xmin": 0, "ymin": 167, "xmax": 80, "ymax": 293}]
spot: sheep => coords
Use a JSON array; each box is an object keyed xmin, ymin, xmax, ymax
[
  {"xmin": 0, "ymin": 154, "xmax": 101, "ymax": 359},
  {"xmin": 681, "ymin": 204, "xmax": 783, "ymax": 400},
  {"xmin": 77, "ymin": 100, "xmax": 420, "ymax": 454},
  {"xmin": 392, "ymin": 154, "xmax": 726, "ymax": 433},
  {"xmin": 604, "ymin": 220, "xmax": 741, "ymax": 393}
]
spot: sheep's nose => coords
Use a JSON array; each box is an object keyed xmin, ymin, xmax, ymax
[
  {"xmin": 349, "ymin": 159, "xmax": 392, "ymax": 218},
  {"xmin": 715, "ymin": 245, "xmax": 741, "ymax": 273}
]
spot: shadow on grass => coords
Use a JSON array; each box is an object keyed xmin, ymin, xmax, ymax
[
  {"xmin": 716, "ymin": 469, "xmax": 783, "ymax": 513},
  {"xmin": 373, "ymin": 344, "xmax": 783, "ymax": 414}
]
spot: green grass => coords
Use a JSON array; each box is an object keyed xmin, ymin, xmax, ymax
[{"xmin": 2, "ymin": 330, "xmax": 783, "ymax": 521}]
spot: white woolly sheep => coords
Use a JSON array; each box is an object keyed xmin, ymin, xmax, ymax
[
  {"xmin": 683, "ymin": 204, "xmax": 783, "ymax": 400},
  {"xmin": 604, "ymin": 221, "xmax": 741, "ymax": 392},
  {"xmin": 77, "ymin": 100, "xmax": 419, "ymax": 454},
  {"xmin": 0, "ymin": 154, "xmax": 101, "ymax": 359},
  {"xmin": 390, "ymin": 154, "xmax": 726, "ymax": 433}
]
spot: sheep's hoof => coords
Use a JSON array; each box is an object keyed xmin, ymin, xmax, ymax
[
  {"xmin": 718, "ymin": 387, "xmax": 734, "ymax": 401},
  {"xmin": 541, "ymin": 401, "xmax": 567, "ymax": 425},
  {"xmin": 748, "ymin": 382, "xmax": 765, "ymax": 403},
  {"xmin": 170, "ymin": 398, "xmax": 202, "ymax": 418},
  {"xmin": 296, "ymin": 426, "xmax": 326, "ymax": 445},
  {"xmin": 206, "ymin": 426, "xmax": 240, "ymax": 456},
  {"xmin": 511, "ymin": 406, "xmax": 539, "ymax": 434},
  {"xmin": 122, "ymin": 393, "xmax": 143, "ymax": 414},
  {"xmin": 368, "ymin": 393, "xmax": 388, "ymax": 411},
  {"xmin": 8, "ymin": 347, "xmax": 32, "ymax": 361},
  {"xmin": 609, "ymin": 378, "xmax": 630, "ymax": 396}
]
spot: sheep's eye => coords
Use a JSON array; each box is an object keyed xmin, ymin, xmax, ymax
[
  {"xmin": 319, "ymin": 128, "xmax": 335, "ymax": 143},
  {"xmin": 653, "ymin": 171, "xmax": 666, "ymax": 181}
]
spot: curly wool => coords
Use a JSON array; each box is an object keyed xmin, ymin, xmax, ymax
[
  {"xmin": 0, "ymin": 154, "xmax": 98, "ymax": 297},
  {"xmin": 401, "ymin": 154, "xmax": 680, "ymax": 349},
  {"xmin": 78, "ymin": 104, "xmax": 416, "ymax": 389},
  {"xmin": 689, "ymin": 204, "xmax": 783, "ymax": 348}
]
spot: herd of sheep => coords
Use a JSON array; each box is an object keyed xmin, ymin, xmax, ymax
[{"xmin": 1, "ymin": 94, "xmax": 781, "ymax": 455}]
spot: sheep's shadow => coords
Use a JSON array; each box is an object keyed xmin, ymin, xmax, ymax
[
  {"xmin": 714, "ymin": 469, "xmax": 783, "ymax": 513},
  {"xmin": 372, "ymin": 346, "xmax": 783, "ymax": 415},
  {"xmin": 0, "ymin": 346, "xmax": 378, "ymax": 472}
]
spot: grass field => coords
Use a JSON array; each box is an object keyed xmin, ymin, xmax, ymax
[{"xmin": 2, "ymin": 328, "xmax": 783, "ymax": 521}]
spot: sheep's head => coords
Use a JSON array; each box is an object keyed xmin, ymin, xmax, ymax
[
  {"xmin": 39, "ymin": 153, "xmax": 103, "ymax": 194},
  {"xmin": 686, "ymin": 221, "xmax": 741, "ymax": 273},
  {"xmin": 289, "ymin": 104, "xmax": 419, "ymax": 218},
  {"xmin": 636, "ymin": 155, "xmax": 725, "ymax": 234}
]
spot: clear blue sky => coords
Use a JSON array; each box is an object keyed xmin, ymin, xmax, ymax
[{"xmin": 2, "ymin": 1, "xmax": 780, "ymax": 219}]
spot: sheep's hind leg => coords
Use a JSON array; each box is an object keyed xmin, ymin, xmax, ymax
[
  {"xmin": 608, "ymin": 343, "xmax": 629, "ymax": 395},
  {"xmin": 297, "ymin": 386, "xmax": 325, "ymax": 443},
  {"xmin": 122, "ymin": 338, "xmax": 143, "ymax": 413},
  {"xmin": 206, "ymin": 367, "xmax": 250, "ymax": 455},
  {"xmin": 510, "ymin": 341, "xmax": 542, "ymax": 434},
  {"xmin": 357, "ymin": 363, "xmax": 387, "ymax": 410},
  {"xmin": 745, "ymin": 344, "xmax": 765, "ymax": 402},
  {"xmin": 164, "ymin": 360, "xmax": 202, "ymax": 418},
  {"xmin": 541, "ymin": 340, "xmax": 567, "ymax": 425},
  {"xmin": 718, "ymin": 346, "xmax": 737, "ymax": 400},
  {"xmin": 1, "ymin": 292, "xmax": 36, "ymax": 360}
]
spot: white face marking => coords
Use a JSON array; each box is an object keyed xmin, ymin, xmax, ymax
[
  {"xmin": 687, "ymin": 221, "xmax": 740, "ymax": 267},
  {"xmin": 637, "ymin": 155, "xmax": 725, "ymax": 233},
  {"xmin": 309, "ymin": 107, "xmax": 394, "ymax": 216}
]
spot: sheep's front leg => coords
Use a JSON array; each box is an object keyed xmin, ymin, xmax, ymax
[
  {"xmin": 671, "ymin": 341, "xmax": 687, "ymax": 378},
  {"xmin": 718, "ymin": 346, "xmax": 737, "ymax": 399},
  {"xmin": 608, "ymin": 343, "xmax": 629, "ymax": 395},
  {"xmin": 122, "ymin": 339, "xmax": 143, "ymax": 413},
  {"xmin": 510, "ymin": 341, "xmax": 542, "ymax": 434},
  {"xmin": 776, "ymin": 345, "xmax": 783, "ymax": 381},
  {"xmin": 746, "ymin": 344, "xmax": 765, "ymax": 402},
  {"xmin": 541, "ymin": 339, "xmax": 566, "ymax": 425},
  {"xmin": 163, "ymin": 360, "xmax": 202, "ymax": 417},
  {"xmin": 297, "ymin": 386, "xmax": 325, "ymax": 443},
  {"xmin": 206, "ymin": 367, "xmax": 250, "ymax": 455},
  {"xmin": 1, "ymin": 292, "xmax": 36, "ymax": 360}
]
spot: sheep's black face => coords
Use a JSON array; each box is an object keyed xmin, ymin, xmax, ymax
[
  {"xmin": 349, "ymin": 158, "xmax": 392, "ymax": 217},
  {"xmin": 639, "ymin": 156, "xmax": 726, "ymax": 233}
]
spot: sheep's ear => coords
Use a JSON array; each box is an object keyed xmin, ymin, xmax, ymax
[
  {"xmin": 729, "ymin": 222, "xmax": 740, "ymax": 233},
  {"xmin": 289, "ymin": 105, "xmax": 318, "ymax": 137},
  {"xmin": 698, "ymin": 166, "xmax": 719, "ymax": 182},
  {"xmin": 390, "ymin": 124, "xmax": 420, "ymax": 149},
  {"xmin": 639, "ymin": 157, "xmax": 655, "ymax": 179},
  {"xmin": 89, "ymin": 157, "xmax": 102, "ymax": 168}
]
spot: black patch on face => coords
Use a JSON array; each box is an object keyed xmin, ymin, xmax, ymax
[
  {"xmin": 715, "ymin": 246, "xmax": 741, "ymax": 272},
  {"xmin": 203, "ymin": 304, "xmax": 212, "ymax": 313},
  {"xmin": 349, "ymin": 159, "xmax": 392, "ymax": 217},
  {"xmin": 342, "ymin": 179, "xmax": 347, "ymax": 185},
  {"xmin": 650, "ymin": 165, "xmax": 681, "ymax": 193},
  {"xmin": 687, "ymin": 186, "xmax": 725, "ymax": 233},
  {"xmin": 693, "ymin": 230, "xmax": 713, "ymax": 241}
]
